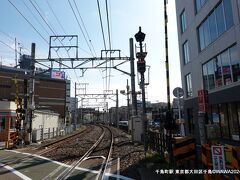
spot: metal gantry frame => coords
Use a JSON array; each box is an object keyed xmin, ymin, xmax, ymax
[
  {"xmin": 26, "ymin": 36, "xmax": 138, "ymax": 142},
  {"xmin": 34, "ymin": 36, "xmax": 137, "ymax": 112}
]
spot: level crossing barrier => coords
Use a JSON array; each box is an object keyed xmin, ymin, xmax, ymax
[
  {"xmin": 172, "ymin": 136, "xmax": 196, "ymax": 166},
  {"xmin": 201, "ymin": 142, "xmax": 240, "ymax": 180}
]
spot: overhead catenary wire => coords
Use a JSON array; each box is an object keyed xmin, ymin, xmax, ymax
[
  {"xmin": 45, "ymin": 0, "xmax": 92, "ymax": 57},
  {"xmin": 7, "ymin": 0, "xmax": 48, "ymax": 44},
  {"xmin": 105, "ymin": 0, "xmax": 112, "ymax": 91},
  {"xmin": 68, "ymin": 0, "xmax": 94, "ymax": 57},
  {"xmin": 32, "ymin": 0, "xmax": 81, "ymax": 86},
  {"xmin": 46, "ymin": 0, "xmax": 66, "ymax": 35},
  {"xmin": 73, "ymin": 0, "xmax": 97, "ymax": 57},
  {"xmin": 29, "ymin": 0, "xmax": 70, "ymax": 60},
  {"xmin": 28, "ymin": 0, "xmax": 57, "ymax": 36},
  {"xmin": 96, "ymin": 0, "xmax": 107, "ymax": 51},
  {"xmin": 68, "ymin": 0, "xmax": 104, "ymax": 84},
  {"xmin": 22, "ymin": 0, "xmax": 51, "ymax": 37}
]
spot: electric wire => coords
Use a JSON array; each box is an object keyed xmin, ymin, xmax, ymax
[
  {"xmin": 46, "ymin": 0, "xmax": 66, "ymax": 35},
  {"xmin": 45, "ymin": 0, "xmax": 92, "ymax": 58},
  {"xmin": 33, "ymin": 0, "xmax": 80, "ymax": 85},
  {"xmin": 7, "ymin": 0, "xmax": 48, "ymax": 44},
  {"xmin": 28, "ymin": 0, "xmax": 57, "ymax": 36},
  {"xmin": 96, "ymin": 0, "xmax": 107, "ymax": 51},
  {"xmin": 105, "ymin": 0, "xmax": 112, "ymax": 91},
  {"xmin": 0, "ymin": 29, "xmax": 30, "ymax": 54},
  {"xmin": 22, "ymin": 0, "xmax": 51, "ymax": 37},
  {"xmin": 29, "ymin": 0, "xmax": 74, "ymax": 63},
  {"xmin": 68, "ymin": 0, "xmax": 94, "ymax": 57},
  {"xmin": 72, "ymin": 0, "xmax": 104, "ymax": 79},
  {"xmin": 0, "ymin": 29, "xmax": 15, "ymax": 41},
  {"xmin": 73, "ymin": 0, "xmax": 97, "ymax": 57},
  {"xmin": 0, "ymin": 40, "xmax": 17, "ymax": 52}
]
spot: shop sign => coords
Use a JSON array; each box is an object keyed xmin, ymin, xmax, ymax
[{"xmin": 198, "ymin": 89, "xmax": 208, "ymax": 113}]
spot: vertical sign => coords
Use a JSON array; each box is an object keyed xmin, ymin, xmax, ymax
[
  {"xmin": 211, "ymin": 145, "xmax": 226, "ymax": 170},
  {"xmin": 198, "ymin": 89, "xmax": 208, "ymax": 113}
]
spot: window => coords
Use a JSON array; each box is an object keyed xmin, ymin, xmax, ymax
[
  {"xmin": 202, "ymin": 44, "xmax": 238, "ymax": 90},
  {"xmin": 221, "ymin": 49, "xmax": 232, "ymax": 85},
  {"xmin": 215, "ymin": 2, "xmax": 225, "ymax": 36},
  {"xmin": 214, "ymin": 55, "xmax": 223, "ymax": 87},
  {"xmin": 196, "ymin": 0, "xmax": 208, "ymax": 12},
  {"xmin": 208, "ymin": 12, "xmax": 218, "ymax": 42},
  {"xmin": 0, "ymin": 117, "xmax": 5, "ymax": 132},
  {"xmin": 202, "ymin": 60, "xmax": 216, "ymax": 90},
  {"xmin": 180, "ymin": 10, "xmax": 187, "ymax": 33},
  {"xmin": 207, "ymin": 60, "xmax": 215, "ymax": 89},
  {"xmin": 230, "ymin": 46, "xmax": 240, "ymax": 82},
  {"xmin": 198, "ymin": 0, "xmax": 234, "ymax": 51},
  {"xmin": 203, "ymin": 19, "xmax": 210, "ymax": 47},
  {"xmin": 185, "ymin": 73, "xmax": 192, "ymax": 97},
  {"xmin": 223, "ymin": 0, "xmax": 234, "ymax": 29},
  {"xmin": 183, "ymin": 41, "xmax": 190, "ymax": 64},
  {"xmin": 203, "ymin": 63, "xmax": 208, "ymax": 89}
]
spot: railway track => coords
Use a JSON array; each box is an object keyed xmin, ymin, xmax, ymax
[
  {"xmin": 1, "ymin": 125, "xmax": 145, "ymax": 180},
  {"xmin": 1, "ymin": 125, "xmax": 91, "ymax": 167},
  {"xmin": 55, "ymin": 125, "xmax": 114, "ymax": 180}
]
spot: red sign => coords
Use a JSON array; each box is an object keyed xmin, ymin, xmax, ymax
[
  {"xmin": 198, "ymin": 89, "xmax": 208, "ymax": 113},
  {"xmin": 212, "ymin": 146, "xmax": 222, "ymax": 156}
]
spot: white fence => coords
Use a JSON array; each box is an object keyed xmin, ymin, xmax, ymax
[{"xmin": 32, "ymin": 124, "xmax": 80, "ymax": 142}]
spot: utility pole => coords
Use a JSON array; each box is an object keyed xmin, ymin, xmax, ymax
[
  {"xmin": 23, "ymin": 79, "xmax": 28, "ymax": 144},
  {"xmin": 164, "ymin": 0, "xmax": 174, "ymax": 167},
  {"xmin": 129, "ymin": 38, "xmax": 137, "ymax": 116},
  {"xmin": 126, "ymin": 79, "xmax": 130, "ymax": 124},
  {"xmin": 74, "ymin": 82, "xmax": 77, "ymax": 130},
  {"xmin": 28, "ymin": 43, "xmax": 36, "ymax": 144},
  {"xmin": 116, "ymin": 89, "xmax": 119, "ymax": 128},
  {"xmin": 15, "ymin": 38, "xmax": 17, "ymax": 67},
  {"xmin": 135, "ymin": 27, "xmax": 147, "ymax": 156}
]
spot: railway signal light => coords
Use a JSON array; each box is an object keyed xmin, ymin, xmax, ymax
[{"xmin": 137, "ymin": 59, "xmax": 146, "ymax": 73}]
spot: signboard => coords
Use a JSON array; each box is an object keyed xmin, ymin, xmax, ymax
[
  {"xmin": 173, "ymin": 87, "xmax": 184, "ymax": 98},
  {"xmin": 212, "ymin": 113, "xmax": 220, "ymax": 123},
  {"xmin": 211, "ymin": 145, "xmax": 225, "ymax": 170},
  {"xmin": 51, "ymin": 70, "xmax": 65, "ymax": 80},
  {"xmin": 198, "ymin": 89, "xmax": 208, "ymax": 113}
]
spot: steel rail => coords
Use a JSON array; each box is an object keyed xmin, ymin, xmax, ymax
[
  {"xmin": 56, "ymin": 126, "xmax": 105, "ymax": 179},
  {"xmin": 97, "ymin": 126, "xmax": 114, "ymax": 180}
]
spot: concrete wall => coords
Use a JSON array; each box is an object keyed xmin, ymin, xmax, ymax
[{"xmin": 32, "ymin": 110, "xmax": 60, "ymax": 130}]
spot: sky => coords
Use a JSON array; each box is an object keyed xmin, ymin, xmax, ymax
[{"xmin": 0, "ymin": 0, "xmax": 182, "ymax": 108}]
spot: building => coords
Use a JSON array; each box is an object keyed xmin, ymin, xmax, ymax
[
  {"xmin": 0, "ymin": 101, "xmax": 16, "ymax": 143},
  {"xmin": 176, "ymin": 0, "xmax": 240, "ymax": 142},
  {"xmin": 0, "ymin": 64, "xmax": 68, "ymax": 121}
]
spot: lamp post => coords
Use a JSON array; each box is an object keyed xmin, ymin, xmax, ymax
[{"xmin": 135, "ymin": 26, "xmax": 147, "ymax": 155}]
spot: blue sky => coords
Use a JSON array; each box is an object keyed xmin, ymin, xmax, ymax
[{"xmin": 0, "ymin": 0, "xmax": 181, "ymax": 108}]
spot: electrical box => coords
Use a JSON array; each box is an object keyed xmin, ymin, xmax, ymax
[{"xmin": 132, "ymin": 116, "xmax": 143, "ymax": 142}]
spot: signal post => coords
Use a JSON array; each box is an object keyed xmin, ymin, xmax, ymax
[{"xmin": 135, "ymin": 27, "xmax": 148, "ymax": 155}]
